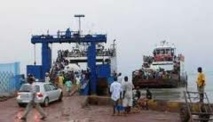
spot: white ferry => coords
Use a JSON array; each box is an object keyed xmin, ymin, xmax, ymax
[{"xmin": 132, "ymin": 40, "xmax": 187, "ymax": 88}]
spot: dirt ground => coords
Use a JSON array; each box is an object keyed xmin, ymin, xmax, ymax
[{"xmin": 0, "ymin": 96, "xmax": 181, "ymax": 122}]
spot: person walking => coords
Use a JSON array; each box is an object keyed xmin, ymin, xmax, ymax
[
  {"xmin": 58, "ymin": 73, "xmax": 64, "ymax": 89},
  {"xmin": 21, "ymin": 75, "xmax": 47, "ymax": 121},
  {"xmin": 122, "ymin": 76, "xmax": 134, "ymax": 115},
  {"xmin": 65, "ymin": 79, "xmax": 72, "ymax": 96},
  {"xmin": 196, "ymin": 67, "xmax": 205, "ymax": 102},
  {"xmin": 45, "ymin": 72, "xmax": 50, "ymax": 83},
  {"xmin": 133, "ymin": 86, "xmax": 141, "ymax": 108},
  {"xmin": 144, "ymin": 88, "xmax": 152, "ymax": 110},
  {"xmin": 146, "ymin": 88, "xmax": 152, "ymax": 100},
  {"xmin": 110, "ymin": 77, "xmax": 122, "ymax": 116}
]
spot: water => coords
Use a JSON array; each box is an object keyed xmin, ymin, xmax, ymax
[{"xmin": 140, "ymin": 74, "xmax": 213, "ymax": 102}]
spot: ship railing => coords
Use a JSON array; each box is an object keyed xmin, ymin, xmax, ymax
[
  {"xmin": 180, "ymin": 91, "xmax": 213, "ymax": 122},
  {"xmin": 133, "ymin": 71, "xmax": 179, "ymax": 81},
  {"xmin": 58, "ymin": 49, "xmax": 115, "ymax": 58}
]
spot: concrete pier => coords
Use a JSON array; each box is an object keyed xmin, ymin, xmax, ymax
[{"xmin": 87, "ymin": 95, "xmax": 213, "ymax": 112}]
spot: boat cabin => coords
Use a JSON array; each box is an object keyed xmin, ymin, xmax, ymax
[{"xmin": 153, "ymin": 41, "xmax": 175, "ymax": 62}]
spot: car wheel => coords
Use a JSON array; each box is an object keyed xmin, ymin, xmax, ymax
[
  {"xmin": 58, "ymin": 93, "xmax": 63, "ymax": 102},
  {"xmin": 43, "ymin": 98, "xmax": 49, "ymax": 107}
]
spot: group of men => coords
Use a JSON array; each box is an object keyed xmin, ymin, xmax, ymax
[
  {"xmin": 110, "ymin": 73, "xmax": 136, "ymax": 116},
  {"xmin": 109, "ymin": 67, "xmax": 206, "ymax": 116}
]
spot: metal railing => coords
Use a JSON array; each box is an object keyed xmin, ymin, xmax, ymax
[{"xmin": 182, "ymin": 91, "xmax": 213, "ymax": 122}]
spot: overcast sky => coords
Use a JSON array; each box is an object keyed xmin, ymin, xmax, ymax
[{"xmin": 0, "ymin": 0, "xmax": 213, "ymax": 76}]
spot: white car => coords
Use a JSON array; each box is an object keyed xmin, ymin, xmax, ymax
[{"xmin": 16, "ymin": 82, "xmax": 63, "ymax": 107}]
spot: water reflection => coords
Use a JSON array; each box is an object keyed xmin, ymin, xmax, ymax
[{"xmin": 141, "ymin": 74, "xmax": 213, "ymax": 103}]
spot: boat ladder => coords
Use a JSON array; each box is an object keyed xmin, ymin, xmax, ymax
[{"xmin": 180, "ymin": 91, "xmax": 213, "ymax": 122}]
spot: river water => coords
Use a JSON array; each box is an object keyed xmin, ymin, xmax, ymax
[{"xmin": 140, "ymin": 74, "xmax": 213, "ymax": 103}]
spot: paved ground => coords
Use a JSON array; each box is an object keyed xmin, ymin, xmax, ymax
[{"xmin": 0, "ymin": 96, "xmax": 181, "ymax": 122}]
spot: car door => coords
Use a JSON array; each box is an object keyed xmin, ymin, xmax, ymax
[
  {"xmin": 44, "ymin": 84, "xmax": 54, "ymax": 102},
  {"xmin": 48, "ymin": 84, "xmax": 60, "ymax": 101}
]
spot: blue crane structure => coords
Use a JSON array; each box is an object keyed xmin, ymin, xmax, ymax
[{"xmin": 26, "ymin": 28, "xmax": 107, "ymax": 94}]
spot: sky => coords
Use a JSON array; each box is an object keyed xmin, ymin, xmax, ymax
[{"xmin": 0, "ymin": 0, "xmax": 213, "ymax": 76}]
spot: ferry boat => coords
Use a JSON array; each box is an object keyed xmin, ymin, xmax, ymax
[
  {"xmin": 55, "ymin": 42, "xmax": 117, "ymax": 74},
  {"xmin": 27, "ymin": 17, "xmax": 117, "ymax": 96},
  {"xmin": 49, "ymin": 41, "xmax": 117, "ymax": 95},
  {"xmin": 132, "ymin": 40, "xmax": 187, "ymax": 88}
]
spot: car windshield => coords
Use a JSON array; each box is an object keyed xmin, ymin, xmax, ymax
[{"xmin": 19, "ymin": 84, "xmax": 40, "ymax": 92}]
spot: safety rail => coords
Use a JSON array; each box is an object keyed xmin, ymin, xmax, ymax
[{"xmin": 180, "ymin": 91, "xmax": 213, "ymax": 122}]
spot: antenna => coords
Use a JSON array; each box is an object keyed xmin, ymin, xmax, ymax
[
  {"xmin": 74, "ymin": 14, "xmax": 85, "ymax": 48},
  {"xmin": 74, "ymin": 14, "xmax": 85, "ymax": 36}
]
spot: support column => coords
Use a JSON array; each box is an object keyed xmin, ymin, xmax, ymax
[
  {"xmin": 42, "ymin": 42, "xmax": 52, "ymax": 79},
  {"xmin": 87, "ymin": 42, "xmax": 97, "ymax": 95}
]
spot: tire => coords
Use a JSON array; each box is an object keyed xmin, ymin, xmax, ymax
[
  {"xmin": 43, "ymin": 97, "xmax": 49, "ymax": 107},
  {"xmin": 58, "ymin": 93, "xmax": 63, "ymax": 102},
  {"xmin": 179, "ymin": 106, "xmax": 190, "ymax": 122}
]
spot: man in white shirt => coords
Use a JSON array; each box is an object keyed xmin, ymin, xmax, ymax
[
  {"xmin": 45, "ymin": 72, "xmax": 50, "ymax": 83},
  {"xmin": 110, "ymin": 78, "xmax": 122, "ymax": 116},
  {"xmin": 21, "ymin": 75, "xmax": 47, "ymax": 121},
  {"xmin": 122, "ymin": 76, "xmax": 134, "ymax": 115}
]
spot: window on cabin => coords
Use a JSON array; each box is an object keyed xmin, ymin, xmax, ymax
[
  {"xmin": 171, "ymin": 49, "xmax": 174, "ymax": 56},
  {"xmin": 166, "ymin": 49, "xmax": 170, "ymax": 54},
  {"xmin": 160, "ymin": 49, "xmax": 165, "ymax": 54},
  {"xmin": 156, "ymin": 49, "xmax": 160, "ymax": 54}
]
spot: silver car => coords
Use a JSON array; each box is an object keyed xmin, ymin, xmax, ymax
[{"xmin": 16, "ymin": 82, "xmax": 63, "ymax": 107}]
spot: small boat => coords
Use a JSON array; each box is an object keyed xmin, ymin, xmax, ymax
[{"xmin": 132, "ymin": 40, "xmax": 187, "ymax": 88}]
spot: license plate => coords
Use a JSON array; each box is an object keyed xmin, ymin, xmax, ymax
[
  {"xmin": 20, "ymin": 94, "xmax": 30, "ymax": 99},
  {"xmin": 21, "ymin": 99, "xmax": 30, "ymax": 103}
]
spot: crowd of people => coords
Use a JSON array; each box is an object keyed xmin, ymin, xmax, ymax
[
  {"xmin": 40, "ymin": 47, "xmax": 92, "ymax": 97},
  {"xmin": 45, "ymin": 69, "xmax": 90, "ymax": 96},
  {"xmin": 138, "ymin": 54, "xmax": 182, "ymax": 81},
  {"xmin": 133, "ymin": 68, "xmax": 176, "ymax": 82},
  {"xmin": 19, "ymin": 66, "xmax": 206, "ymax": 120},
  {"xmin": 57, "ymin": 45, "xmax": 115, "ymax": 60}
]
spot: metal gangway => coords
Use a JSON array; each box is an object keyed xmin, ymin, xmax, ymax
[{"xmin": 180, "ymin": 91, "xmax": 213, "ymax": 122}]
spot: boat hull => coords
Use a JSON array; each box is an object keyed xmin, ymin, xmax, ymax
[{"xmin": 132, "ymin": 78, "xmax": 187, "ymax": 88}]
